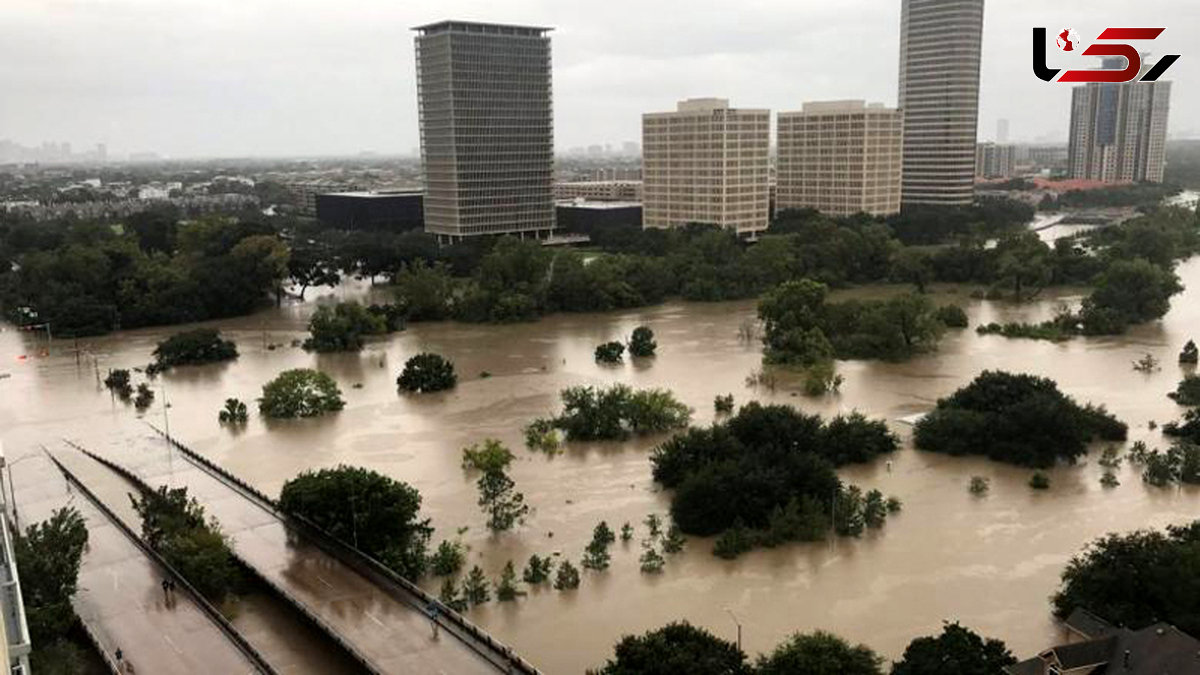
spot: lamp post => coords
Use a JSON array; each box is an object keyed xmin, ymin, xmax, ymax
[
  {"xmin": 724, "ymin": 608, "xmax": 742, "ymax": 652},
  {"xmin": 1, "ymin": 452, "xmax": 37, "ymax": 530}
]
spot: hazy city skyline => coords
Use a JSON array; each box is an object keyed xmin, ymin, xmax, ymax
[{"xmin": 2, "ymin": 0, "xmax": 1196, "ymax": 158}]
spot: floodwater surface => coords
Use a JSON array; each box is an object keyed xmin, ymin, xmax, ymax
[{"xmin": 2, "ymin": 256, "xmax": 1199, "ymax": 673}]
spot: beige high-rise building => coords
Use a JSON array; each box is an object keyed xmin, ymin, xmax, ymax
[
  {"xmin": 776, "ymin": 100, "xmax": 902, "ymax": 217},
  {"xmin": 642, "ymin": 98, "xmax": 770, "ymax": 236}
]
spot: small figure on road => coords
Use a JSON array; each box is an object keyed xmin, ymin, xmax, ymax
[
  {"xmin": 162, "ymin": 578, "xmax": 170, "ymax": 602},
  {"xmin": 425, "ymin": 602, "xmax": 440, "ymax": 639}
]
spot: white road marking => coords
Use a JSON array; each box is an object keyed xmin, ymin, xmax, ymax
[{"xmin": 163, "ymin": 634, "xmax": 183, "ymax": 655}]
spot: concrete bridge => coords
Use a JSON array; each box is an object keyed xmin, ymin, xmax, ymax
[
  {"xmin": 69, "ymin": 425, "xmax": 541, "ymax": 675},
  {"xmin": 22, "ymin": 450, "xmax": 272, "ymax": 674}
]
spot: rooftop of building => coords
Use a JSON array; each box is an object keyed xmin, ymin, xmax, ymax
[
  {"xmin": 322, "ymin": 189, "xmax": 423, "ymax": 198},
  {"xmin": 787, "ymin": 100, "xmax": 896, "ymax": 114},
  {"xmin": 412, "ymin": 20, "xmax": 552, "ymax": 36},
  {"xmin": 644, "ymin": 98, "xmax": 769, "ymax": 116},
  {"xmin": 1005, "ymin": 612, "xmax": 1200, "ymax": 675}
]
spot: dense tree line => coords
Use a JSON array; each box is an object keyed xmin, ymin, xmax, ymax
[
  {"xmin": 1052, "ymin": 521, "xmax": 1200, "ymax": 636},
  {"xmin": 590, "ymin": 620, "xmax": 1014, "ymax": 675},
  {"xmin": 913, "ymin": 371, "xmax": 1127, "ymax": 467},
  {"xmin": 650, "ymin": 402, "xmax": 898, "ymax": 552},
  {"xmin": 1039, "ymin": 182, "xmax": 1180, "ymax": 210},
  {"xmin": 758, "ymin": 279, "xmax": 948, "ymax": 364},
  {"xmin": 3, "ymin": 191, "xmax": 1190, "ymax": 336},
  {"xmin": 0, "ymin": 211, "xmax": 289, "ymax": 336}
]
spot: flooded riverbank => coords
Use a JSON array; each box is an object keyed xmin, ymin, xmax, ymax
[{"xmin": 3, "ymin": 257, "xmax": 1199, "ymax": 672}]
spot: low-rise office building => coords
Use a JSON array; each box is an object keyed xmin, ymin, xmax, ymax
[
  {"xmin": 314, "ymin": 190, "xmax": 424, "ymax": 231},
  {"xmin": 555, "ymin": 200, "xmax": 642, "ymax": 233}
]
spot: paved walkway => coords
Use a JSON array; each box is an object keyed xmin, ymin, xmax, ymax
[
  {"xmin": 15, "ymin": 452, "xmax": 263, "ymax": 675},
  {"xmin": 80, "ymin": 426, "xmax": 504, "ymax": 675}
]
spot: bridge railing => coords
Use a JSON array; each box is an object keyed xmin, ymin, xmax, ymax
[
  {"xmin": 61, "ymin": 439, "xmax": 385, "ymax": 675},
  {"xmin": 143, "ymin": 424, "xmax": 543, "ymax": 675},
  {"xmin": 46, "ymin": 447, "xmax": 279, "ymax": 675}
]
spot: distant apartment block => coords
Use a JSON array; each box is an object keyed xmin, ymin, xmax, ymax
[
  {"xmin": 414, "ymin": 21, "xmax": 555, "ymax": 242},
  {"xmin": 1068, "ymin": 59, "xmax": 1171, "ymax": 183},
  {"xmin": 898, "ymin": 0, "xmax": 985, "ymax": 206},
  {"xmin": 776, "ymin": 100, "xmax": 902, "ymax": 217},
  {"xmin": 976, "ymin": 142, "xmax": 1016, "ymax": 179},
  {"xmin": 642, "ymin": 98, "xmax": 770, "ymax": 236},
  {"xmin": 281, "ymin": 180, "xmax": 360, "ymax": 217},
  {"xmin": 554, "ymin": 180, "xmax": 643, "ymax": 202}
]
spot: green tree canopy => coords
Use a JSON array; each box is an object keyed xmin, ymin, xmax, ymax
[
  {"xmin": 1052, "ymin": 521, "xmax": 1200, "ymax": 635},
  {"xmin": 303, "ymin": 301, "xmax": 388, "ymax": 352},
  {"xmin": 914, "ymin": 370, "xmax": 1127, "ymax": 467},
  {"xmin": 890, "ymin": 622, "xmax": 1016, "ymax": 675},
  {"xmin": 397, "ymin": 352, "xmax": 457, "ymax": 393},
  {"xmin": 755, "ymin": 631, "xmax": 882, "ymax": 675},
  {"xmin": 279, "ymin": 465, "xmax": 433, "ymax": 579},
  {"xmin": 259, "ymin": 368, "xmax": 344, "ymax": 418},
  {"xmin": 151, "ymin": 328, "xmax": 238, "ymax": 370},
  {"xmin": 13, "ymin": 507, "xmax": 89, "ymax": 643},
  {"xmin": 590, "ymin": 621, "xmax": 750, "ymax": 675},
  {"xmin": 130, "ymin": 485, "xmax": 241, "ymax": 602}
]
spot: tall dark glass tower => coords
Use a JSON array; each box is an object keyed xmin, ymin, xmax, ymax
[
  {"xmin": 414, "ymin": 21, "xmax": 554, "ymax": 242},
  {"xmin": 898, "ymin": 0, "xmax": 984, "ymax": 207}
]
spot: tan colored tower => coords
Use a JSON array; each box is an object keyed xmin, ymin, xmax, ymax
[
  {"xmin": 642, "ymin": 98, "xmax": 770, "ymax": 236},
  {"xmin": 776, "ymin": 100, "xmax": 902, "ymax": 217}
]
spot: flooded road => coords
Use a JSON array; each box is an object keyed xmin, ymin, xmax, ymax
[{"xmin": 2, "ymin": 256, "xmax": 1199, "ymax": 673}]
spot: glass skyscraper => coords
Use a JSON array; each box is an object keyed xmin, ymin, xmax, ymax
[
  {"xmin": 897, "ymin": 0, "xmax": 985, "ymax": 207},
  {"xmin": 414, "ymin": 21, "xmax": 555, "ymax": 241}
]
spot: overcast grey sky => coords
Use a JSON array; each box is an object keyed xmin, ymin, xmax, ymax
[{"xmin": 1, "ymin": 0, "xmax": 1195, "ymax": 158}]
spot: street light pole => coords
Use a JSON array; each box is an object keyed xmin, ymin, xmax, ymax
[
  {"xmin": 724, "ymin": 608, "xmax": 742, "ymax": 652},
  {"xmin": 161, "ymin": 380, "xmax": 174, "ymax": 480}
]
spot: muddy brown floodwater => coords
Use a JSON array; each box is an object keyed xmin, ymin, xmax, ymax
[{"xmin": 2, "ymin": 255, "xmax": 1199, "ymax": 674}]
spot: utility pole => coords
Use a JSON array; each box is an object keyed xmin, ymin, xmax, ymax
[
  {"xmin": 724, "ymin": 608, "xmax": 742, "ymax": 652},
  {"xmin": 161, "ymin": 380, "xmax": 173, "ymax": 480}
]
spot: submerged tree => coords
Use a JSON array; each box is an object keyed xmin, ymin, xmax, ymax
[
  {"xmin": 554, "ymin": 560, "xmax": 581, "ymax": 590},
  {"xmin": 397, "ymin": 352, "xmax": 457, "ymax": 393},
  {"xmin": 496, "ymin": 561, "xmax": 521, "ymax": 601},
  {"xmin": 462, "ymin": 565, "xmax": 491, "ymax": 606},
  {"xmin": 259, "ymin": 368, "xmax": 344, "ymax": 418},
  {"xmin": 218, "ymin": 397, "xmax": 249, "ymax": 424},
  {"xmin": 628, "ymin": 326, "xmax": 657, "ymax": 358},
  {"xmin": 477, "ymin": 469, "xmax": 530, "ymax": 533},
  {"xmin": 279, "ymin": 465, "xmax": 432, "ymax": 579},
  {"xmin": 595, "ymin": 341, "xmax": 626, "ymax": 364}
]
